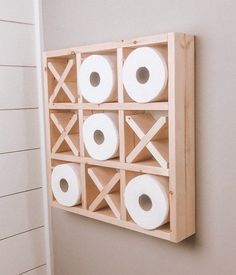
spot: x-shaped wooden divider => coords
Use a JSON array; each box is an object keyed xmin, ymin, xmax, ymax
[
  {"xmin": 126, "ymin": 113, "xmax": 168, "ymax": 169},
  {"xmin": 50, "ymin": 112, "xmax": 79, "ymax": 156},
  {"xmin": 48, "ymin": 59, "xmax": 76, "ymax": 103},
  {"xmin": 88, "ymin": 167, "xmax": 121, "ymax": 219}
]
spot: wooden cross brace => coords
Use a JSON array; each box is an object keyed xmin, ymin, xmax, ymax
[
  {"xmin": 50, "ymin": 113, "xmax": 79, "ymax": 156},
  {"xmin": 48, "ymin": 59, "xmax": 76, "ymax": 103},
  {"xmin": 126, "ymin": 114, "xmax": 168, "ymax": 169},
  {"xmin": 88, "ymin": 167, "xmax": 121, "ymax": 219}
]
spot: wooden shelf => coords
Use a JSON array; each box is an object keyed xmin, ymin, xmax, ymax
[
  {"xmin": 44, "ymin": 32, "xmax": 195, "ymax": 243},
  {"xmin": 48, "ymin": 102, "xmax": 169, "ymax": 111},
  {"xmin": 50, "ymin": 152, "xmax": 169, "ymax": 177},
  {"xmin": 45, "ymin": 33, "xmax": 168, "ymax": 58}
]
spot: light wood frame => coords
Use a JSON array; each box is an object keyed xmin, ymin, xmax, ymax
[{"xmin": 43, "ymin": 33, "xmax": 195, "ymax": 243}]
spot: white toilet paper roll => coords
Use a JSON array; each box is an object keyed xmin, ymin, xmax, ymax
[
  {"xmin": 83, "ymin": 113, "xmax": 119, "ymax": 160},
  {"xmin": 79, "ymin": 55, "xmax": 117, "ymax": 103},
  {"xmin": 51, "ymin": 163, "xmax": 82, "ymax": 207},
  {"xmin": 122, "ymin": 47, "xmax": 168, "ymax": 103},
  {"xmin": 124, "ymin": 174, "xmax": 169, "ymax": 230}
]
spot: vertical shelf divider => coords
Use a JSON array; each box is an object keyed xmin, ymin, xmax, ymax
[
  {"xmin": 76, "ymin": 52, "xmax": 87, "ymax": 209},
  {"xmin": 117, "ymin": 47, "xmax": 127, "ymax": 220},
  {"xmin": 168, "ymin": 33, "xmax": 195, "ymax": 242}
]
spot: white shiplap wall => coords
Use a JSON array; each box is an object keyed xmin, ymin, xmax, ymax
[{"xmin": 0, "ymin": 1, "xmax": 49, "ymax": 274}]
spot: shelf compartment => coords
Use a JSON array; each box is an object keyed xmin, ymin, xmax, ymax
[
  {"xmin": 124, "ymin": 112, "xmax": 168, "ymax": 169},
  {"xmin": 121, "ymin": 44, "xmax": 168, "ymax": 103},
  {"xmin": 79, "ymin": 50, "xmax": 118, "ymax": 104},
  {"xmin": 50, "ymin": 111, "xmax": 80, "ymax": 156},
  {"xmin": 47, "ymin": 55, "xmax": 78, "ymax": 103},
  {"xmin": 87, "ymin": 166, "xmax": 120, "ymax": 219},
  {"xmin": 51, "ymin": 153, "xmax": 169, "ymax": 177}
]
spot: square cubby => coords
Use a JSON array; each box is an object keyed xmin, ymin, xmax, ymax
[
  {"xmin": 85, "ymin": 165, "xmax": 121, "ymax": 219},
  {"xmin": 50, "ymin": 159, "xmax": 83, "ymax": 210},
  {"xmin": 47, "ymin": 54, "xmax": 78, "ymax": 104},
  {"xmin": 82, "ymin": 110, "xmax": 120, "ymax": 162},
  {"xmin": 49, "ymin": 110, "xmax": 80, "ymax": 156},
  {"xmin": 78, "ymin": 50, "xmax": 118, "ymax": 104},
  {"xmin": 121, "ymin": 44, "xmax": 168, "ymax": 103},
  {"xmin": 123, "ymin": 110, "xmax": 168, "ymax": 172},
  {"xmin": 123, "ymin": 170, "xmax": 170, "ymax": 231}
]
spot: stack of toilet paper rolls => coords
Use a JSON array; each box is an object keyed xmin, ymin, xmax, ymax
[{"xmin": 51, "ymin": 46, "xmax": 169, "ymax": 230}]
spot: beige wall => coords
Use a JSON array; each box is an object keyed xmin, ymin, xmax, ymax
[{"xmin": 42, "ymin": 1, "xmax": 236, "ymax": 274}]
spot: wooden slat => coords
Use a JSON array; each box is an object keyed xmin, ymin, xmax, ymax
[
  {"xmin": 0, "ymin": 0, "xmax": 34, "ymax": 24},
  {"xmin": 0, "ymin": 21, "xmax": 35, "ymax": 66},
  {"xmin": 0, "ymin": 67, "xmax": 38, "ymax": 109},
  {"xmin": 168, "ymin": 33, "xmax": 195, "ymax": 242},
  {"xmin": 21, "ymin": 265, "xmax": 47, "ymax": 275},
  {"xmin": 0, "ymin": 189, "xmax": 44, "ymax": 239},
  {"xmin": 0, "ymin": 149, "xmax": 42, "ymax": 197},
  {"xmin": 48, "ymin": 102, "xmax": 169, "ymax": 110},
  {"xmin": 184, "ymin": 35, "xmax": 195, "ymax": 237},
  {"xmin": 0, "ymin": 228, "xmax": 46, "ymax": 275},
  {"xmin": 120, "ymin": 170, "xmax": 127, "ymax": 220},
  {"xmin": 45, "ymin": 33, "xmax": 168, "ymax": 57},
  {"xmin": 51, "ymin": 152, "xmax": 169, "ymax": 176},
  {"xmin": 43, "ymin": 53, "xmax": 54, "ymax": 204},
  {"xmin": 0, "ymin": 109, "xmax": 40, "ymax": 153}
]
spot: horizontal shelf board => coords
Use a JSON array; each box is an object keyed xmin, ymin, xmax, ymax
[
  {"xmin": 48, "ymin": 102, "xmax": 169, "ymax": 111},
  {"xmin": 45, "ymin": 33, "xmax": 168, "ymax": 58},
  {"xmin": 51, "ymin": 200, "xmax": 171, "ymax": 241},
  {"xmin": 51, "ymin": 152, "xmax": 169, "ymax": 176}
]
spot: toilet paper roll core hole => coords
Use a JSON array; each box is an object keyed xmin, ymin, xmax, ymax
[
  {"xmin": 138, "ymin": 194, "xmax": 152, "ymax": 211},
  {"xmin": 136, "ymin": 67, "xmax": 150, "ymax": 84},
  {"xmin": 93, "ymin": 130, "xmax": 105, "ymax": 145},
  {"xmin": 60, "ymin": 178, "xmax": 69, "ymax": 193},
  {"xmin": 90, "ymin": 72, "xmax": 100, "ymax": 87}
]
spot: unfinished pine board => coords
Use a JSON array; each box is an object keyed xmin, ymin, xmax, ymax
[
  {"xmin": 0, "ymin": 67, "xmax": 38, "ymax": 109},
  {"xmin": 168, "ymin": 33, "xmax": 195, "ymax": 242},
  {"xmin": 0, "ymin": 109, "xmax": 40, "ymax": 153},
  {"xmin": 0, "ymin": 228, "xmax": 46, "ymax": 275},
  {"xmin": 0, "ymin": 21, "xmax": 35, "ymax": 66},
  {"xmin": 44, "ymin": 33, "xmax": 195, "ymax": 243},
  {"xmin": 0, "ymin": 149, "xmax": 42, "ymax": 197},
  {"xmin": 0, "ymin": 0, "xmax": 35, "ymax": 24},
  {"xmin": 48, "ymin": 102, "xmax": 169, "ymax": 110},
  {"xmin": 0, "ymin": 189, "xmax": 44, "ymax": 239}
]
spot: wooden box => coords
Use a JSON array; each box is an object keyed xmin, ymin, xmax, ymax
[{"xmin": 43, "ymin": 33, "xmax": 195, "ymax": 243}]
